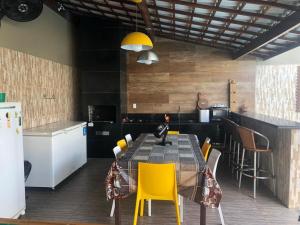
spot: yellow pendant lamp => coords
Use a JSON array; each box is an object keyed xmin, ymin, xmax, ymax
[
  {"xmin": 120, "ymin": 0, "xmax": 153, "ymax": 52},
  {"xmin": 121, "ymin": 32, "xmax": 153, "ymax": 52}
]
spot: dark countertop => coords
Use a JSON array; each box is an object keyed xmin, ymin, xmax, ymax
[
  {"xmin": 232, "ymin": 112, "xmax": 300, "ymax": 129},
  {"xmin": 122, "ymin": 121, "xmax": 220, "ymax": 125}
]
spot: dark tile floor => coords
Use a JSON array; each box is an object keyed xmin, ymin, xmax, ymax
[{"xmin": 21, "ymin": 158, "xmax": 299, "ymax": 225}]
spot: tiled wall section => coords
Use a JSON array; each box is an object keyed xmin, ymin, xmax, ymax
[
  {"xmin": 290, "ymin": 129, "xmax": 300, "ymax": 208},
  {"xmin": 255, "ymin": 65, "xmax": 299, "ymax": 121},
  {"xmin": 0, "ymin": 47, "xmax": 79, "ymax": 129},
  {"xmin": 255, "ymin": 64, "xmax": 300, "ymax": 208}
]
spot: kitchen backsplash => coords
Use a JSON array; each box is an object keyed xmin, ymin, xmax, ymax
[{"xmin": 0, "ymin": 47, "xmax": 79, "ymax": 129}]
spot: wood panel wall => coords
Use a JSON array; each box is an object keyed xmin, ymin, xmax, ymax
[
  {"xmin": 0, "ymin": 47, "xmax": 79, "ymax": 129},
  {"xmin": 127, "ymin": 38, "xmax": 257, "ymax": 113}
]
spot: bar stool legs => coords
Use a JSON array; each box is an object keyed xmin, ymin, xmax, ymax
[
  {"xmin": 238, "ymin": 148, "xmax": 245, "ymax": 189},
  {"xmin": 228, "ymin": 135, "xmax": 232, "ymax": 167},
  {"xmin": 239, "ymin": 148, "xmax": 276, "ymax": 198}
]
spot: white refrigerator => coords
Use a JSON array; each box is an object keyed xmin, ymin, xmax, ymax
[{"xmin": 0, "ymin": 102, "xmax": 26, "ymax": 218}]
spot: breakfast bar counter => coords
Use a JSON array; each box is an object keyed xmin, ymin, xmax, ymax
[{"xmin": 231, "ymin": 112, "xmax": 300, "ymax": 208}]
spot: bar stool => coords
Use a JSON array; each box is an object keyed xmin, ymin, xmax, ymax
[
  {"xmin": 222, "ymin": 118, "xmax": 241, "ymax": 175},
  {"xmin": 230, "ymin": 122, "xmax": 242, "ymax": 180},
  {"xmin": 237, "ymin": 126, "xmax": 276, "ymax": 198}
]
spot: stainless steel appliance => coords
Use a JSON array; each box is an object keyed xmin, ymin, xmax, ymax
[
  {"xmin": 198, "ymin": 109, "xmax": 210, "ymax": 123},
  {"xmin": 210, "ymin": 107, "xmax": 228, "ymax": 121}
]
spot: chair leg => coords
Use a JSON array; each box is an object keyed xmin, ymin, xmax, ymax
[
  {"xmin": 271, "ymin": 152, "xmax": 276, "ymax": 195},
  {"xmin": 174, "ymin": 199, "xmax": 181, "ymax": 225},
  {"xmin": 179, "ymin": 195, "xmax": 183, "ymax": 222},
  {"xmin": 253, "ymin": 152, "xmax": 257, "ymax": 199},
  {"xmin": 148, "ymin": 200, "xmax": 151, "ymax": 216},
  {"xmin": 133, "ymin": 197, "xmax": 140, "ymax": 225},
  {"xmin": 228, "ymin": 135, "xmax": 232, "ymax": 167},
  {"xmin": 110, "ymin": 199, "xmax": 115, "ymax": 217},
  {"xmin": 140, "ymin": 199, "xmax": 144, "ymax": 217},
  {"xmin": 239, "ymin": 148, "xmax": 245, "ymax": 189},
  {"xmin": 231, "ymin": 141, "xmax": 236, "ymax": 174},
  {"xmin": 236, "ymin": 143, "xmax": 240, "ymax": 180},
  {"xmin": 218, "ymin": 204, "xmax": 225, "ymax": 225},
  {"xmin": 257, "ymin": 152, "xmax": 260, "ymax": 188}
]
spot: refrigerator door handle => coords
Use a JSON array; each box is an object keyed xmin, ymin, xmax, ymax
[{"xmin": 0, "ymin": 106, "xmax": 16, "ymax": 109}]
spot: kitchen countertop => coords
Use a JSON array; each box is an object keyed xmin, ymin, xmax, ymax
[
  {"xmin": 23, "ymin": 121, "xmax": 86, "ymax": 136},
  {"xmin": 232, "ymin": 112, "xmax": 300, "ymax": 129}
]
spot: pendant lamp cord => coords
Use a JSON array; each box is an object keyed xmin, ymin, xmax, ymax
[{"xmin": 135, "ymin": 4, "xmax": 137, "ymax": 32}]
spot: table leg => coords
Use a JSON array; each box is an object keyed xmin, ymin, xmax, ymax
[
  {"xmin": 115, "ymin": 199, "xmax": 121, "ymax": 225},
  {"xmin": 200, "ymin": 204, "xmax": 206, "ymax": 225}
]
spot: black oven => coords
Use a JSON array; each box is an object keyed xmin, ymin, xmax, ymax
[{"xmin": 210, "ymin": 107, "xmax": 228, "ymax": 121}]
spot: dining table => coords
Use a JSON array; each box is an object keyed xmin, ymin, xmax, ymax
[{"xmin": 105, "ymin": 133, "xmax": 222, "ymax": 225}]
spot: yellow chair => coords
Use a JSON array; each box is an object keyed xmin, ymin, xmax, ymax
[
  {"xmin": 117, "ymin": 139, "xmax": 127, "ymax": 151},
  {"xmin": 201, "ymin": 142, "xmax": 212, "ymax": 161},
  {"xmin": 168, "ymin": 130, "xmax": 180, "ymax": 135},
  {"xmin": 133, "ymin": 162, "xmax": 181, "ymax": 225}
]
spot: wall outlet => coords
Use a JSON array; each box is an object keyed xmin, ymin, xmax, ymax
[{"xmin": 133, "ymin": 103, "xmax": 137, "ymax": 109}]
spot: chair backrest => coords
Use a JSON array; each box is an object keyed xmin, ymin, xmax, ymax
[
  {"xmin": 207, "ymin": 149, "xmax": 222, "ymax": 177},
  {"xmin": 168, "ymin": 130, "xmax": 180, "ymax": 135},
  {"xmin": 201, "ymin": 141, "xmax": 212, "ymax": 161},
  {"xmin": 113, "ymin": 146, "xmax": 122, "ymax": 159},
  {"xmin": 137, "ymin": 162, "xmax": 177, "ymax": 200},
  {"xmin": 125, "ymin": 134, "xmax": 133, "ymax": 144},
  {"xmin": 224, "ymin": 118, "xmax": 241, "ymax": 141},
  {"xmin": 203, "ymin": 137, "xmax": 210, "ymax": 144},
  {"xmin": 237, "ymin": 126, "xmax": 256, "ymax": 150},
  {"xmin": 117, "ymin": 139, "xmax": 127, "ymax": 151}
]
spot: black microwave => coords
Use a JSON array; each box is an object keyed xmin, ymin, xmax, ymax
[{"xmin": 210, "ymin": 107, "xmax": 228, "ymax": 121}]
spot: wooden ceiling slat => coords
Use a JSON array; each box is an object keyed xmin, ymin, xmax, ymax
[
  {"xmin": 159, "ymin": 0, "xmax": 281, "ymax": 20},
  {"xmin": 103, "ymin": 0, "xmax": 119, "ymax": 20},
  {"xmin": 185, "ymin": 0, "xmax": 197, "ymax": 39},
  {"xmin": 61, "ymin": 0, "xmax": 258, "ymax": 43},
  {"xmin": 157, "ymin": 31, "xmax": 236, "ymax": 51},
  {"xmin": 152, "ymin": 0, "xmax": 162, "ymax": 33},
  {"xmin": 229, "ymin": 4, "xmax": 270, "ymax": 48},
  {"xmin": 231, "ymin": 0, "xmax": 298, "ymax": 11},
  {"xmin": 199, "ymin": 0, "xmax": 222, "ymax": 42},
  {"xmin": 212, "ymin": 2, "xmax": 246, "ymax": 46},
  {"xmin": 154, "ymin": 19, "xmax": 253, "ymax": 42},
  {"xmin": 233, "ymin": 11, "xmax": 300, "ymax": 59},
  {"xmin": 156, "ymin": 13, "xmax": 259, "ymax": 36},
  {"xmin": 121, "ymin": 2, "xmax": 134, "ymax": 24},
  {"xmin": 59, "ymin": 0, "xmax": 300, "ymax": 59},
  {"xmin": 148, "ymin": 4, "xmax": 271, "ymax": 29},
  {"xmin": 153, "ymin": 25, "xmax": 245, "ymax": 45}
]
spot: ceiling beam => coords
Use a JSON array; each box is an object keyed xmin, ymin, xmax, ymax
[
  {"xmin": 199, "ymin": 0, "xmax": 222, "ymax": 42},
  {"xmin": 159, "ymin": 0, "xmax": 280, "ymax": 20},
  {"xmin": 262, "ymin": 41, "xmax": 300, "ymax": 60},
  {"xmin": 102, "ymin": 0, "xmax": 273, "ymax": 29},
  {"xmin": 233, "ymin": 11, "xmax": 300, "ymax": 59},
  {"xmin": 156, "ymin": 31, "xmax": 235, "ymax": 51},
  {"xmin": 151, "ymin": 24, "xmax": 245, "ymax": 45},
  {"xmin": 228, "ymin": 4, "xmax": 270, "ymax": 47},
  {"xmin": 212, "ymin": 1, "xmax": 246, "ymax": 45},
  {"xmin": 156, "ymin": 13, "xmax": 259, "ymax": 36},
  {"xmin": 230, "ymin": 0, "xmax": 299, "ymax": 11},
  {"xmin": 61, "ymin": 1, "xmax": 255, "ymax": 42},
  {"xmin": 147, "ymin": 4, "xmax": 271, "ymax": 30},
  {"xmin": 137, "ymin": 0, "xmax": 155, "ymax": 40}
]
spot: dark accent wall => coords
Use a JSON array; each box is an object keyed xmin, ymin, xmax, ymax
[{"xmin": 76, "ymin": 16, "xmax": 127, "ymax": 158}]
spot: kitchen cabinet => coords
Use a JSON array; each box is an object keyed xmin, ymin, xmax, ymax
[{"xmin": 23, "ymin": 121, "xmax": 87, "ymax": 189}]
